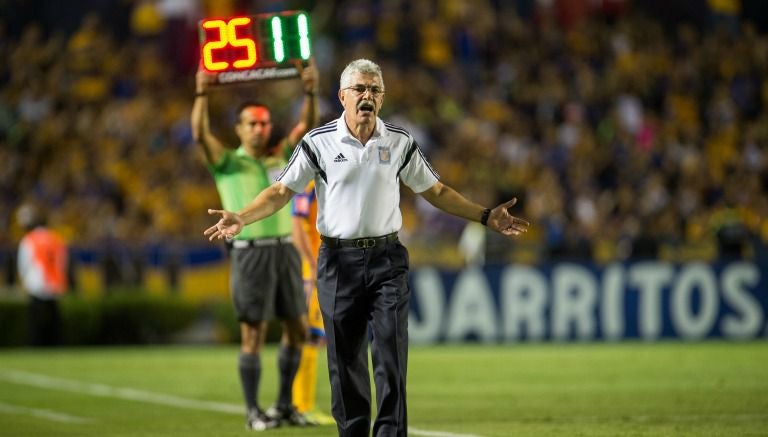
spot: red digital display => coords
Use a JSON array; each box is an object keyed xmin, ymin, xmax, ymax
[{"xmin": 201, "ymin": 17, "xmax": 258, "ymax": 71}]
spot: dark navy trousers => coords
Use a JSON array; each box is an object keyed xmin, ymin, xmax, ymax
[{"xmin": 317, "ymin": 240, "xmax": 410, "ymax": 437}]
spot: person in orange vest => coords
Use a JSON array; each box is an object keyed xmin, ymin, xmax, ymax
[{"xmin": 16, "ymin": 204, "xmax": 69, "ymax": 346}]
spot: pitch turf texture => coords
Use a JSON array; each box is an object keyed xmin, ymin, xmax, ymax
[{"xmin": 1, "ymin": 342, "xmax": 766, "ymax": 436}]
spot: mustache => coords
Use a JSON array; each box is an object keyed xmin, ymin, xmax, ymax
[{"xmin": 357, "ymin": 100, "xmax": 375, "ymax": 110}]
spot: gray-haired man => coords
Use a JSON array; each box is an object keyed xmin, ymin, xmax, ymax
[{"xmin": 204, "ymin": 59, "xmax": 530, "ymax": 436}]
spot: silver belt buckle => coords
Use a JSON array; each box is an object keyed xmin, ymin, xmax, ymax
[{"xmin": 356, "ymin": 238, "xmax": 376, "ymax": 248}]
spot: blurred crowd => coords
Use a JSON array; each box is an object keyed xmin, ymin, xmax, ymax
[{"xmin": 1, "ymin": 0, "xmax": 767, "ymax": 280}]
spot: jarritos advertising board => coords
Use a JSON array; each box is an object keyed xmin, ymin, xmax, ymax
[{"xmin": 408, "ymin": 261, "xmax": 768, "ymax": 343}]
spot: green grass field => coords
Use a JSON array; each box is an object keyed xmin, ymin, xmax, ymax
[{"xmin": 1, "ymin": 342, "xmax": 767, "ymax": 436}]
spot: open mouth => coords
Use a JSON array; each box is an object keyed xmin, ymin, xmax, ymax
[{"xmin": 357, "ymin": 101, "xmax": 375, "ymax": 115}]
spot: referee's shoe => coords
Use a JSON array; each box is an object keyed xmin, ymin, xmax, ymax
[
  {"xmin": 265, "ymin": 404, "xmax": 317, "ymax": 426},
  {"xmin": 246, "ymin": 407, "xmax": 280, "ymax": 431}
]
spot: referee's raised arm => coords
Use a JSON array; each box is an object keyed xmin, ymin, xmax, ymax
[
  {"xmin": 190, "ymin": 68, "xmax": 227, "ymax": 166},
  {"xmin": 281, "ymin": 58, "xmax": 320, "ymax": 153}
]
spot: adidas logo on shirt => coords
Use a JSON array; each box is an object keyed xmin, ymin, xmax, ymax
[{"xmin": 334, "ymin": 153, "xmax": 348, "ymax": 163}]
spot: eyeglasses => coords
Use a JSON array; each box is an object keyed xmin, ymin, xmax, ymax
[{"xmin": 343, "ymin": 84, "xmax": 385, "ymax": 97}]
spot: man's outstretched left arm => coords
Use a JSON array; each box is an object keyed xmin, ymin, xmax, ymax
[{"xmin": 419, "ymin": 181, "xmax": 530, "ymax": 237}]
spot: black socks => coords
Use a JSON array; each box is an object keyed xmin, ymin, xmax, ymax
[
  {"xmin": 239, "ymin": 352, "xmax": 261, "ymax": 411},
  {"xmin": 277, "ymin": 345, "xmax": 302, "ymax": 407}
]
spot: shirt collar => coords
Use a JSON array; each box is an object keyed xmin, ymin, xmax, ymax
[{"xmin": 337, "ymin": 112, "xmax": 386, "ymax": 144}]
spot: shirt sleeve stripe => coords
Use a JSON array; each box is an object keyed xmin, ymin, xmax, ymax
[
  {"xmin": 276, "ymin": 139, "xmax": 304, "ymax": 182},
  {"xmin": 300, "ymin": 140, "xmax": 327, "ymax": 183},
  {"xmin": 309, "ymin": 119, "xmax": 336, "ymax": 132},
  {"xmin": 397, "ymin": 140, "xmax": 440, "ymax": 179},
  {"xmin": 277, "ymin": 139, "xmax": 328, "ymax": 184},
  {"xmin": 308, "ymin": 120, "xmax": 337, "ymax": 137},
  {"xmin": 415, "ymin": 142, "xmax": 440, "ymax": 179},
  {"xmin": 397, "ymin": 140, "xmax": 418, "ymax": 176},
  {"xmin": 383, "ymin": 121, "xmax": 409, "ymax": 135},
  {"xmin": 309, "ymin": 126, "xmax": 337, "ymax": 138}
]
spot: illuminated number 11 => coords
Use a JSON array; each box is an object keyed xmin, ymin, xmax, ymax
[
  {"xmin": 271, "ymin": 17, "xmax": 285, "ymax": 62},
  {"xmin": 297, "ymin": 13, "xmax": 310, "ymax": 60},
  {"xmin": 270, "ymin": 13, "xmax": 311, "ymax": 63}
]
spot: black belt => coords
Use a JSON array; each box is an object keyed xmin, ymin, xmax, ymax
[
  {"xmin": 229, "ymin": 236, "xmax": 292, "ymax": 249},
  {"xmin": 320, "ymin": 232, "xmax": 399, "ymax": 249}
]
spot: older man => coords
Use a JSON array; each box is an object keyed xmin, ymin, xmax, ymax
[{"xmin": 205, "ymin": 59, "xmax": 529, "ymax": 437}]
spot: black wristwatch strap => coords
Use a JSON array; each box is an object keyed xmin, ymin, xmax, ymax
[{"xmin": 480, "ymin": 208, "xmax": 491, "ymax": 226}]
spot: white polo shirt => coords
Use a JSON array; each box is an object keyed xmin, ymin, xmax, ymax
[{"xmin": 278, "ymin": 113, "xmax": 439, "ymax": 239}]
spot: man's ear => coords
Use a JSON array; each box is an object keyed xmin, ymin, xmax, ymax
[{"xmin": 338, "ymin": 88, "xmax": 345, "ymax": 105}]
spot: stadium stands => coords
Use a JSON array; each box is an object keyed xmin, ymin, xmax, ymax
[{"xmin": 1, "ymin": 0, "xmax": 766, "ymax": 290}]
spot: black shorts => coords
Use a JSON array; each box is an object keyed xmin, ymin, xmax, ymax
[{"xmin": 229, "ymin": 241, "xmax": 305, "ymax": 323}]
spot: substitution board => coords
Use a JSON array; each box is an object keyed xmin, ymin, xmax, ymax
[{"xmin": 198, "ymin": 10, "xmax": 311, "ymax": 84}]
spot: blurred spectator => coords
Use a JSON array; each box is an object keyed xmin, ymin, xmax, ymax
[
  {"xmin": 16, "ymin": 203, "xmax": 68, "ymax": 346},
  {"xmin": 130, "ymin": 0, "xmax": 165, "ymax": 47}
]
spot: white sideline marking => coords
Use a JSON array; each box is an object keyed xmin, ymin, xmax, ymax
[
  {"xmin": 0, "ymin": 369, "xmax": 242, "ymax": 414},
  {"xmin": 0, "ymin": 369, "xmax": 485, "ymax": 437},
  {"xmin": 409, "ymin": 427, "xmax": 484, "ymax": 437},
  {"xmin": 552, "ymin": 413, "xmax": 768, "ymax": 423},
  {"xmin": 0, "ymin": 400, "xmax": 93, "ymax": 424}
]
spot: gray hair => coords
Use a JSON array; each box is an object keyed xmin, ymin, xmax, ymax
[{"xmin": 339, "ymin": 59, "xmax": 384, "ymax": 90}]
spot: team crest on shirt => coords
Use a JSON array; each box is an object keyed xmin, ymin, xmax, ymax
[{"xmin": 378, "ymin": 145, "xmax": 391, "ymax": 164}]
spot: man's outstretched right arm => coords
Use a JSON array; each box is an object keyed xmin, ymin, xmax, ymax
[{"xmin": 204, "ymin": 182, "xmax": 297, "ymax": 241}]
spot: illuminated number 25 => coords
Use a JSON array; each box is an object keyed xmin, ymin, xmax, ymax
[{"xmin": 202, "ymin": 17, "xmax": 257, "ymax": 71}]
